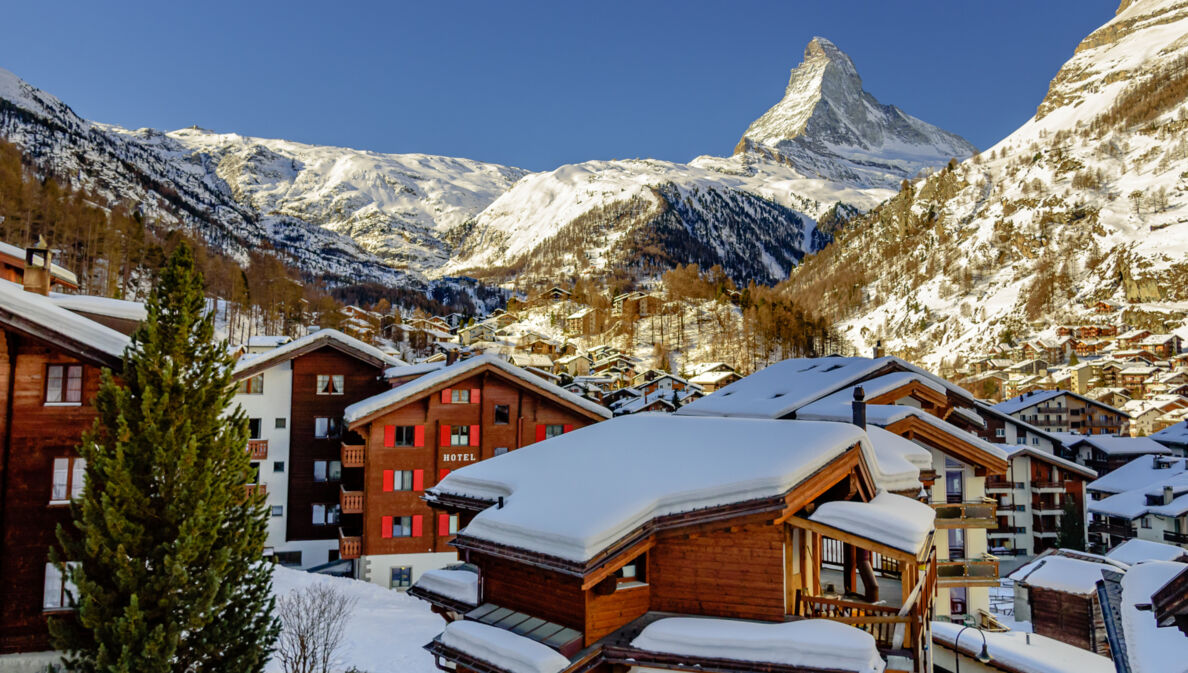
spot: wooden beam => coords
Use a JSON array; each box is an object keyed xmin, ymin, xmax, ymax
[
  {"xmin": 884, "ymin": 415, "xmax": 1008, "ymax": 474},
  {"xmin": 580, "ymin": 538, "xmax": 654, "ymax": 590},
  {"xmin": 785, "ymin": 516, "xmax": 918, "ymax": 566}
]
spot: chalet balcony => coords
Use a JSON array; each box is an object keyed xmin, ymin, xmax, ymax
[
  {"xmin": 341, "ymin": 442, "xmax": 365, "ymax": 468},
  {"xmin": 1089, "ymin": 520, "xmax": 1135, "ymax": 538},
  {"xmin": 985, "ymin": 477, "xmax": 1014, "ymax": 491},
  {"xmin": 936, "ymin": 556, "xmax": 999, "ymax": 588},
  {"xmin": 932, "ymin": 500, "xmax": 997, "ymax": 529},
  {"xmin": 796, "ymin": 594, "xmax": 917, "ymax": 653},
  {"xmin": 1031, "ymin": 480, "xmax": 1065, "ymax": 493},
  {"xmin": 247, "ymin": 439, "xmax": 268, "ymax": 460},
  {"xmin": 338, "ymin": 529, "xmax": 361, "ymax": 560},
  {"xmin": 340, "ymin": 487, "xmax": 364, "ymax": 514},
  {"xmin": 1164, "ymin": 530, "xmax": 1188, "ymax": 544}
]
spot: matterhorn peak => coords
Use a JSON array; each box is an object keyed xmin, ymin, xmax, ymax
[{"xmin": 798, "ymin": 36, "xmax": 861, "ymax": 89}]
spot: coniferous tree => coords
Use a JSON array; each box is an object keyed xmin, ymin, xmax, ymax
[
  {"xmin": 1057, "ymin": 497, "xmax": 1086, "ymax": 552},
  {"xmin": 52, "ymin": 243, "xmax": 280, "ymax": 673}
]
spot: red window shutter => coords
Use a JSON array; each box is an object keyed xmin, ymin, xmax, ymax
[
  {"xmin": 438, "ymin": 513, "xmax": 449, "ymax": 536},
  {"xmin": 563, "ymin": 424, "xmax": 574, "ymax": 433},
  {"xmin": 383, "ymin": 425, "xmax": 395, "ymax": 447},
  {"xmin": 414, "ymin": 425, "xmax": 425, "ymax": 447},
  {"xmin": 441, "ymin": 389, "xmax": 451, "ymax": 404},
  {"xmin": 472, "ymin": 388, "xmax": 480, "ymax": 404},
  {"xmin": 412, "ymin": 515, "xmax": 423, "ymax": 537},
  {"xmin": 383, "ymin": 470, "xmax": 394, "ymax": 492},
  {"xmin": 413, "ymin": 469, "xmax": 424, "ymax": 491},
  {"xmin": 470, "ymin": 425, "xmax": 480, "ymax": 446},
  {"xmin": 381, "ymin": 515, "xmax": 393, "ymax": 539},
  {"xmin": 535, "ymin": 424, "xmax": 546, "ymax": 442},
  {"xmin": 439, "ymin": 468, "xmax": 451, "ymax": 480},
  {"xmin": 440, "ymin": 426, "xmax": 450, "ymax": 447}
]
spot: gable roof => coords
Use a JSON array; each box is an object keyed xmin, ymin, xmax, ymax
[
  {"xmin": 0, "ymin": 279, "xmax": 128, "ymax": 367},
  {"xmin": 344, "ymin": 353, "xmax": 610, "ymax": 426},
  {"xmin": 0, "ymin": 241, "xmax": 78, "ymax": 286},
  {"xmin": 1153, "ymin": 420, "xmax": 1188, "ymax": 449},
  {"xmin": 994, "ymin": 388, "xmax": 1128, "ymax": 417},
  {"xmin": 1003, "ymin": 444, "xmax": 1098, "ymax": 479},
  {"xmin": 233, "ymin": 328, "xmax": 403, "ymax": 379},
  {"xmin": 1088, "ymin": 456, "xmax": 1188, "ymax": 495},
  {"xmin": 1066, "ymin": 435, "xmax": 1172, "ymax": 457}
]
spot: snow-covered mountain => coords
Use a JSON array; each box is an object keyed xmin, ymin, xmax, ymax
[{"xmin": 782, "ymin": 0, "xmax": 1188, "ymax": 365}]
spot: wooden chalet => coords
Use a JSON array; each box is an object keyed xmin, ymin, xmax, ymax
[
  {"xmin": 0, "ymin": 255, "xmax": 132, "ymax": 654},
  {"xmin": 1008, "ymin": 549, "xmax": 1126, "ymax": 656},
  {"xmin": 341, "ymin": 354, "xmax": 610, "ymax": 588},
  {"xmin": 415, "ymin": 415, "xmax": 939, "ymax": 673}
]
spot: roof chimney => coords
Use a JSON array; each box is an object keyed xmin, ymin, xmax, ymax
[
  {"xmin": 873, "ymin": 340, "xmax": 884, "ymax": 359},
  {"xmin": 23, "ymin": 235, "xmax": 53, "ymax": 296},
  {"xmin": 446, "ymin": 349, "xmax": 459, "ymax": 365},
  {"xmin": 1165, "ymin": 485, "xmax": 1175, "ymax": 505},
  {"xmin": 852, "ymin": 386, "xmax": 866, "ymax": 429}
]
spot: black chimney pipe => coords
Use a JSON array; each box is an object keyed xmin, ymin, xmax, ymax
[{"xmin": 852, "ymin": 386, "xmax": 866, "ymax": 429}]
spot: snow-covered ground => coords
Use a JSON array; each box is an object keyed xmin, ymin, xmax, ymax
[{"xmin": 268, "ymin": 567, "xmax": 442, "ymax": 673}]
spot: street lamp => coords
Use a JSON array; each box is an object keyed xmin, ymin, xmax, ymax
[{"xmin": 954, "ymin": 625, "xmax": 992, "ymax": 672}]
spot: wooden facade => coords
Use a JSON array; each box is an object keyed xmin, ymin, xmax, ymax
[{"xmin": 1027, "ymin": 586, "xmax": 1110, "ymax": 656}]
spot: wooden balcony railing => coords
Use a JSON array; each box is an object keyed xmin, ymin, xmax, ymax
[
  {"xmin": 1089, "ymin": 520, "xmax": 1135, "ymax": 538},
  {"xmin": 937, "ymin": 556, "xmax": 999, "ymax": 588},
  {"xmin": 985, "ymin": 477, "xmax": 1013, "ymax": 490},
  {"xmin": 341, "ymin": 442, "xmax": 365, "ymax": 468},
  {"xmin": 932, "ymin": 500, "xmax": 997, "ymax": 529},
  {"xmin": 247, "ymin": 439, "xmax": 268, "ymax": 460},
  {"xmin": 796, "ymin": 595, "xmax": 911, "ymax": 650},
  {"xmin": 1031, "ymin": 480, "xmax": 1065, "ymax": 491},
  {"xmin": 338, "ymin": 530, "xmax": 361, "ymax": 559},
  {"xmin": 340, "ymin": 487, "xmax": 364, "ymax": 514},
  {"xmin": 1164, "ymin": 530, "xmax": 1188, "ymax": 544}
]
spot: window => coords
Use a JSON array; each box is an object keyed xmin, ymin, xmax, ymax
[
  {"xmin": 390, "ymin": 566, "xmax": 412, "ymax": 589},
  {"xmin": 1032, "ymin": 436, "xmax": 1040, "ymax": 445},
  {"xmin": 617, "ymin": 553, "xmax": 647, "ymax": 589},
  {"xmin": 438, "ymin": 513, "xmax": 460, "ymax": 536},
  {"xmin": 316, "ymin": 374, "xmax": 344, "ymax": 395},
  {"xmin": 390, "ymin": 426, "xmax": 416, "ymax": 447},
  {"xmin": 314, "ymin": 417, "xmax": 341, "ymax": 438},
  {"xmin": 273, "ymin": 551, "xmax": 302, "ymax": 567},
  {"xmin": 313, "ymin": 460, "xmax": 342, "ymax": 483},
  {"xmin": 1016, "ymin": 437, "xmax": 1026, "ymax": 445},
  {"xmin": 1142, "ymin": 516, "xmax": 1152, "ymax": 529},
  {"xmin": 545, "ymin": 424, "xmax": 565, "ymax": 439},
  {"xmin": 451, "ymin": 425, "xmax": 471, "ymax": 446},
  {"xmin": 389, "ymin": 516, "xmax": 418, "ymax": 537},
  {"xmin": 51, "ymin": 457, "xmax": 86, "ymax": 503},
  {"xmin": 311, "ymin": 503, "xmax": 340, "ymax": 525},
  {"xmin": 384, "ymin": 470, "xmax": 421, "ymax": 491},
  {"xmin": 45, "ymin": 364, "xmax": 83, "ymax": 405},
  {"xmin": 275, "ymin": 417, "xmax": 286, "ymax": 429},
  {"xmin": 271, "ymin": 505, "xmax": 284, "ymax": 517},
  {"xmin": 451, "ymin": 389, "xmax": 470, "ymax": 404},
  {"xmin": 494, "ymin": 447, "xmax": 509, "ymax": 457},
  {"xmin": 43, "ymin": 562, "xmax": 77, "ymax": 611},
  {"xmin": 273, "ymin": 461, "xmax": 285, "ymax": 473},
  {"xmin": 995, "ymin": 428, "xmax": 1005, "ymax": 438},
  {"xmin": 248, "ymin": 418, "xmax": 262, "ymax": 439},
  {"xmin": 1015, "ymin": 505, "xmax": 1027, "ymax": 512},
  {"xmin": 494, "ymin": 404, "xmax": 510, "ymax": 425},
  {"xmin": 238, "ymin": 374, "xmax": 264, "ymax": 394}
]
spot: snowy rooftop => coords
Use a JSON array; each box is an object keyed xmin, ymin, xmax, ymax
[
  {"xmin": 233, "ymin": 328, "xmax": 402, "ymax": 375},
  {"xmin": 810, "ymin": 491, "xmax": 934, "ymax": 554},
  {"xmin": 1067, "ymin": 435, "xmax": 1172, "ymax": 456},
  {"xmin": 246, "ymin": 335, "xmax": 292, "ymax": 348},
  {"xmin": 993, "ymin": 389, "xmax": 1067, "ymax": 414},
  {"xmin": 1153, "ymin": 420, "xmax": 1188, "ymax": 447},
  {"xmin": 1002, "ymin": 445, "xmax": 1097, "ymax": 480},
  {"xmin": 0, "ymin": 279, "xmax": 129, "ymax": 360},
  {"xmin": 431, "ymin": 414, "xmax": 872, "ymax": 563},
  {"xmin": 1087, "ymin": 455, "xmax": 1187, "ymax": 495},
  {"xmin": 865, "ymin": 425, "xmax": 931, "ymax": 492},
  {"xmin": 1119, "ymin": 561, "xmax": 1188, "ymax": 673},
  {"xmin": 1107, "ymin": 538, "xmax": 1188, "ymax": 565},
  {"xmin": 48, "ymin": 292, "xmax": 146, "ymax": 321},
  {"xmin": 631, "ymin": 617, "xmax": 885, "ymax": 673},
  {"xmin": 1008, "ymin": 551, "xmax": 1128, "ymax": 595},
  {"xmin": 931, "ymin": 621, "xmax": 1114, "ymax": 673},
  {"xmin": 412, "ymin": 568, "xmax": 478, "ymax": 606},
  {"xmin": 1089, "ymin": 471, "xmax": 1188, "ymax": 520},
  {"xmin": 0, "ymin": 241, "xmax": 78, "ymax": 285},
  {"xmin": 346, "ymin": 354, "xmax": 610, "ymax": 425},
  {"xmin": 440, "ymin": 621, "xmax": 569, "ymax": 673},
  {"xmin": 384, "ymin": 361, "xmax": 446, "ymax": 380}
]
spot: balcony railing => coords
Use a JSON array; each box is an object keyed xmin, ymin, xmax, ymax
[
  {"xmin": 797, "ymin": 595, "xmax": 912, "ymax": 650},
  {"xmin": 937, "ymin": 556, "xmax": 999, "ymax": 587},
  {"xmin": 985, "ymin": 477, "xmax": 1014, "ymax": 490},
  {"xmin": 340, "ymin": 487, "xmax": 364, "ymax": 514},
  {"xmin": 247, "ymin": 439, "xmax": 268, "ymax": 460},
  {"xmin": 933, "ymin": 500, "xmax": 997, "ymax": 529},
  {"xmin": 1089, "ymin": 520, "xmax": 1135, "ymax": 538},
  {"xmin": 1164, "ymin": 530, "xmax": 1188, "ymax": 544},
  {"xmin": 341, "ymin": 442, "xmax": 365, "ymax": 468},
  {"xmin": 338, "ymin": 530, "xmax": 361, "ymax": 559},
  {"xmin": 1031, "ymin": 481, "xmax": 1065, "ymax": 492}
]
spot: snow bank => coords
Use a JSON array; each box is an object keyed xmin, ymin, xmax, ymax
[
  {"xmin": 267, "ymin": 566, "xmax": 443, "ymax": 673},
  {"xmin": 413, "ymin": 568, "xmax": 479, "ymax": 605},
  {"xmin": 931, "ymin": 621, "xmax": 1114, "ymax": 673},
  {"xmin": 631, "ymin": 617, "xmax": 885, "ymax": 673},
  {"xmin": 1120, "ymin": 561, "xmax": 1188, "ymax": 673},
  {"xmin": 810, "ymin": 491, "xmax": 935, "ymax": 553},
  {"xmin": 440, "ymin": 621, "xmax": 571, "ymax": 673}
]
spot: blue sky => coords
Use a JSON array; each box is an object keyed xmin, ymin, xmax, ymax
[{"xmin": 2, "ymin": 1, "xmax": 1117, "ymax": 172}]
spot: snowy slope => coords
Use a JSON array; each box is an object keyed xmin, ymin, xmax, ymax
[{"xmin": 784, "ymin": 0, "xmax": 1188, "ymax": 366}]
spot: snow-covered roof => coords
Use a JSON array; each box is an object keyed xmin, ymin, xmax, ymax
[
  {"xmin": 631, "ymin": 617, "xmax": 885, "ymax": 673},
  {"xmin": 993, "ymin": 389, "xmax": 1072, "ymax": 414},
  {"xmin": 412, "ymin": 568, "xmax": 478, "ymax": 606},
  {"xmin": 865, "ymin": 426, "xmax": 931, "ymax": 492},
  {"xmin": 48, "ymin": 292, "xmax": 146, "ymax": 321},
  {"xmin": 1089, "ymin": 472, "xmax": 1188, "ymax": 520},
  {"xmin": 810, "ymin": 491, "xmax": 934, "ymax": 554},
  {"xmin": 440, "ymin": 621, "xmax": 570, "ymax": 673},
  {"xmin": 685, "ymin": 361, "xmax": 733, "ymax": 377},
  {"xmin": 1107, "ymin": 538, "xmax": 1188, "ymax": 565},
  {"xmin": 233, "ymin": 328, "xmax": 402, "ymax": 376},
  {"xmin": 1008, "ymin": 551, "xmax": 1127, "ymax": 595},
  {"xmin": 689, "ymin": 369, "xmax": 738, "ymax": 385},
  {"xmin": 1066, "ymin": 435, "xmax": 1172, "ymax": 456},
  {"xmin": 431, "ymin": 414, "xmax": 871, "ymax": 563},
  {"xmin": 246, "ymin": 335, "xmax": 292, "ymax": 348},
  {"xmin": 345, "ymin": 354, "xmax": 610, "ymax": 425},
  {"xmin": 0, "ymin": 279, "xmax": 129, "ymax": 361},
  {"xmin": 0, "ymin": 241, "xmax": 78, "ymax": 285},
  {"xmin": 384, "ymin": 361, "xmax": 446, "ymax": 380},
  {"xmin": 1153, "ymin": 420, "xmax": 1188, "ymax": 448},
  {"xmin": 1002, "ymin": 445, "xmax": 1098, "ymax": 480},
  {"xmin": 1119, "ymin": 561, "xmax": 1188, "ymax": 673},
  {"xmin": 931, "ymin": 621, "xmax": 1114, "ymax": 673},
  {"xmin": 1087, "ymin": 455, "xmax": 1187, "ymax": 495},
  {"xmin": 565, "ymin": 307, "xmax": 592, "ymax": 320}
]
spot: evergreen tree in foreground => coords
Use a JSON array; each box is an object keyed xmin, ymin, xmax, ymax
[
  {"xmin": 53, "ymin": 243, "xmax": 280, "ymax": 673},
  {"xmin": 1057, "ymin": 496, "xmax": 1086, "ymax": 552}
]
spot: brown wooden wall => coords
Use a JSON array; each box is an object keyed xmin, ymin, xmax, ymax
[
  {"xmin": 585, "ymin": 583, "xmax": 649, "ymax": 644},
  {"xmin": 359, "ymin": 367, "xmax": 601, "ymax": 556},
  {"xmin": 0, "ymin": 330, "xmax": 103, "ymax": 654},
  {"xmin": 287, "ymin": 347, "xmax": 389, "ymax": 542},
  {"xmin": 1029, "ymin": 588, "xmax": 1101, "ymax": 653},
  {"xmin": 474, "ymin": 552, "xmax": 585, "ymax": 631},
  {"xmin": 649, "ymin": 521, "xmax": 785, "ymax": 621}
]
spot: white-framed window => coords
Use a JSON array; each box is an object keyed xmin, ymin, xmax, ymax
[
  {"xmin": 316, "ymin": 375, "xmax": 344, "ymax": 395},
  {"xmin": 451, "ymin": 389, "xmax": 471, "ymax": 404},
  {"xmin": 51, "ymin": 457, "xmax": 86, "ymax": 503},
  {"xmin": 275, "ymin": 417, "xmax": 286, "ymax": 429},
  {"xmin": 312, "ymin": 503, "xmax": 340, "ymax": 526},
  {"xmin": 995, "ymin": 428, "xmax": 1005, "ymax": 438},
  {"xmin": 314, "ymin": 417, "xmax": 341, "ymax": 438},
  {"xmin": 238, "ymin": 374, "xmax": 264, "ymax": 394},
  {"xmin": 450, "ymin": 425, "xmax": 470, "ymax": 446},
  {"xmin": 390, "ymin": 566, "xmax": 412, "ymax": 589},
  {"xmin": 271, "ymin": 505, "xmax": 284, "ymax": 517},
  {"xmin": 45, "ymin": 364, "xmax": 83, "ymax": 405},
  {"xmin": 43, "ymin": 562, "xmax": 78, "ymax": 611}
]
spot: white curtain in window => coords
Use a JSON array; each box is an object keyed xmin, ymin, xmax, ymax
[
  {"xmin": 52, "ymin": 458, "xmax": 69, "ymax": 501},
  {"xmin": 71, "ymin": 459, "xmax": 86, "ymax": 499}
]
